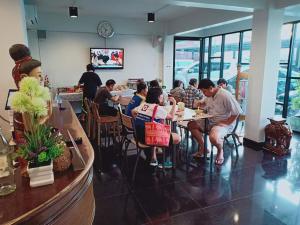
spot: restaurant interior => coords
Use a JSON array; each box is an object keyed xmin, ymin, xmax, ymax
[{"xmin": 1, "ymin": 0, "xmax": 300, "ymax": 225}]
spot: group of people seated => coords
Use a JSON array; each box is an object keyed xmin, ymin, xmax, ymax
[
  {"xmin": 170, "ymin": 78, "xmax": 233, "ymax": 109},
  {"xmin": 79, "ymin": 63, "xmax": 242, "ymax": 166}
]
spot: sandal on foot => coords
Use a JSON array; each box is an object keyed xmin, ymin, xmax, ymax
[
  {"xmin": 192, "ymin": 152, "xmax": 204, "ymax": 158},
  {"xmin": 215, "ymin": 158, "xmax": 224, "ymax": 165}
]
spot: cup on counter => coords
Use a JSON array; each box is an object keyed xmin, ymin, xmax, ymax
[{"xmin": 177, "ymin": 102, "xmax": 185, "ymax": 111}]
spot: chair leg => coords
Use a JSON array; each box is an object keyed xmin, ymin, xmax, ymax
[
  {"xmin": 97, "ymin": 124, "xmax": 101, "ymax": 146},
  {"xmin": 92, "ymin": 119, "xmax": 96, "ymax": 140},
  {"xmin": 121, "ymin": 140, "xmax": 130, "ymax": 173},
  {"xmin": 232, "ymin": 135, "xmax": 239, "ymax": 157},
  {"xmin": 162, "ymin": 148, "xmax": 166, "ymax": 175},
  {"xmin": 185, "ymin": 129, "xmax": 189, "ymax": 172},
  {"xmin": 132, "ymin": 149, "xmax": 142, "ymax": 182},
  {"xmin": 210, "ymin": 145, "xmax": 214, "ymax": 166},
  {"xmin": 234, "ymin": 133, "xmax": 242, "ymax": 145},
  {"xmin": 88, "ymin": 118, "xmax": 91, "ymax": 138}
]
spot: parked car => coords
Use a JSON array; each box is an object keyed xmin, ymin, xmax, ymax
[{"xmin": 175, "ymin": 60, "xmax": 237, "ymax": 87}]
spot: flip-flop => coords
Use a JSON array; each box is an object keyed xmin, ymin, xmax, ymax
[
  {"xmin": 192, "ymin": 152, "xmax": 204, "ymax": 158},
  {"xmin": 215, "ymin": 157, "xmax": 224, "ymax": 165}
]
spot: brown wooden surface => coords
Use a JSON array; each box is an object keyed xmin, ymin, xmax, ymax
[{"xmin": 0, "ymin": 101, "xmax": 95, "ymax": 225}]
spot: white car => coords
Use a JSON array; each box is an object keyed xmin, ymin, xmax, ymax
[{"xmin": 175, "ymin": 60, "xmax": 237, "ymax": 87}]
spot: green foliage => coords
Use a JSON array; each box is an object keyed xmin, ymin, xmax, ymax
[
  {"xmin": 292, "ymin": 81, "xmax": 300, "ymax": 111},
  {"xmin": 11, "ymin": 77, "xmax": 50, "ymax": 117},
  {"xmin": 18, "ymin": 124, "xmax": 64, "ymax": 166}
]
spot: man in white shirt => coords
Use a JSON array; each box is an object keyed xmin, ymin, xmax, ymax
[{"xmin": 188, "ymin": 79, "xmax": 242, "ymax": 165}]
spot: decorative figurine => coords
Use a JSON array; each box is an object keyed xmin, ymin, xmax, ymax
[
  {"xmin": 9, "ymin": 44, "xmax": 32, "ymax": 88},
  {"xmin": 264, "ymin": 118, "xmax": 293, "ymax": 156}
]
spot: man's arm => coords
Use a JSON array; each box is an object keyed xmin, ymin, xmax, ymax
[
  {"xmin": 111, "ymin": 95, "xmax": 119, "ymax": 102},
  {"xmin": 78, "ymin": 74, "xmax": 85, "ymax": 85}
]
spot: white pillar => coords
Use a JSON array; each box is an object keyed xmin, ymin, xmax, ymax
[
  {"xmin": 163, "ymin": 35, "xmax": 174, "ymax": 90},
  {"xmin": 0, "ymin": 0, "xmax": 27, "ymax": 134},
  {"xmin": 245, "ymin": 7, "xmax": 284, "ymax": 143}
]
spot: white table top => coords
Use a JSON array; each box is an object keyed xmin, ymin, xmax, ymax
[
  {"xmin": 165, "ymin": 106, "xmax": 213, "ymax": 122},
  {"xmin": 111, "ymin": 89, "xmax": 135, "ymax": 97}
]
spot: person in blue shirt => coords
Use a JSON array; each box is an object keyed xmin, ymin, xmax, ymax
[{"xmin": 125, "ymin": 81, "xmax": 148, "ymax": 117}]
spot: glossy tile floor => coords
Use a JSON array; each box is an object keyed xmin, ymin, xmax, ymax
[{"xmin": 92, "ymin": 134, "xmax": 300, "ymax": 225}]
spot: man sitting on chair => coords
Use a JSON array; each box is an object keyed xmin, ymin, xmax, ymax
[
  {"xmin": 94, "ymin": 79, "xmax": 119, "ymax": 116},
  {"xmin": 188, "ymin": 79, "xmax": 242, "ymax": 165}
]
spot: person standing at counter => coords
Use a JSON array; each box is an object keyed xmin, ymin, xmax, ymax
[
  {"xmin": 78, "ymin": 64, "xmax": 102, "ymax": 100},
  {"xmin": 94, "ymin": 79, "xmax": 119, "ymax": 116}
]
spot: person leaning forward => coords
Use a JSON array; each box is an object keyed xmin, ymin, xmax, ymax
[{"xmin": 188, "ymin": 78, "xmax": 242, "ymax": 165}]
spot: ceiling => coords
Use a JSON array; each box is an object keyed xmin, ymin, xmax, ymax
[
  {"xmin": 24, "ymin": 0, "xmax": 199, "ymax": 21},
  {"xmin": 24, "ymin": 0, "xmax": 300, "ymax": 22}
]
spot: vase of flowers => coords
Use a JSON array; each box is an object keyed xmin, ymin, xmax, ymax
[{"xmin": 11, "ymin": 77, "xmax": 64, "ymax": 187}]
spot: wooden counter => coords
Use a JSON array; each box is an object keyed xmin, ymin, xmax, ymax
[{"xmin": 0, "ymin": 102, "xmax": 95, "ymax": 225}]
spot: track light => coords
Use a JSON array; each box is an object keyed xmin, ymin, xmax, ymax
[
  {"xmin": 69, "ymin": 6, "xmax": 78, "ymax": 18},
  {"xmin": 147, "ymin": 13, "xmax": 155, "ymax": 23}
]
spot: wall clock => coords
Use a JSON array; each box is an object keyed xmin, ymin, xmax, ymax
[{"xmin": 97, "ymin": 21, "xmax": 114, "ymax": 38}]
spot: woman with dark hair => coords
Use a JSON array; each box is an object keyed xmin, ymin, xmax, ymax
[
  {"xmin": 170, "ymin": 80, "xmax": 185, "ymax": 102},
  {"xmin": 134, "ymin": 87, "xmax": 180, "ymax": 167},
  {"xmin": 149, "ymin": 79, "xmax": 168, "ymax": 105},
  {"xmin": 125, "ymin": 81, "xmax": 148, "ymax": 117}
]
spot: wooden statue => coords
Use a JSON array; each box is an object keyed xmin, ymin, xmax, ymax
[
  {"xmin": 9, "ymin": 44, "xmax": 32, "ymax": 88},
  {"xmin": 264, "ymin": 118, "xmax": 292, "ymax": 156}
]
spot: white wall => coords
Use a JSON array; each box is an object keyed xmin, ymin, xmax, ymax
[
  {"xmin": 27, "ymin": 12, "xmax": 166, "ymax": 87},
  {"xmin": 0, "ymin": 0, "xmax": 27, "ymax": 136},
  {"xmin": 35, "ymin": 31, "xmax": 163, "ymax": 87}
]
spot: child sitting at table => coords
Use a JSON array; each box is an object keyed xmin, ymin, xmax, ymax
[
  {"xmin": 125, "ymin": 81, "xmax": 148, "ymax": 117},
  {"xmin": 134, "ymin": 87, "xmax": 180, "ymax": 168}
]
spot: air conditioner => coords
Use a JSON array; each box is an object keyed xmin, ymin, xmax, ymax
[{"xmin": 25, "ymin": 4, "xmax": 38, "ymax": 28}]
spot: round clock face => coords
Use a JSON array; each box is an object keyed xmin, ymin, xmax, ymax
[{"xmin": 97, "ymin": 21, "xmax": 114, "ymax": 38}]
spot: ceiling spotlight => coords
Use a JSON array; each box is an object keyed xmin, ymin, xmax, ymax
[
  {"xmin": 147, "ymin": 13, "xmax": 155, "ymax": 23},
  {"xmin": 69, "ymin": 6, "xmax": 78, "ymax": 18}
]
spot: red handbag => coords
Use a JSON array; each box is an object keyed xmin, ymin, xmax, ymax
[{"xmin": 145, "ymin": 105, "xmax": 171, "ymax": 147}]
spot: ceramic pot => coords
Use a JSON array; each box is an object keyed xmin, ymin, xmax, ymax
[{"xmin": 27, "ymin": 160, "xmax": 54, "ymax": 188}]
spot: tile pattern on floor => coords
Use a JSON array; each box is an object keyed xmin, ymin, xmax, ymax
[{"xmin": 92, "ymin": 135, "xmax": 300, "ymax": 225}]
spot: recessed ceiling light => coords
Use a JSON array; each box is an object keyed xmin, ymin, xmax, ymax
[
  {"xmin": 147, "ymin": 13, "xmax": 155, "ymax": 23},
  {"xmin": 69, "ymin": 6, "xmax": 78, "ymax": 18}
]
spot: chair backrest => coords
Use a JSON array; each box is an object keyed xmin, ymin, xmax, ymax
[
  {"xmin": 235, "ymin": 65, "xmax": 249, "ymax": 121},
  {"xmin": 121, "ymin": 113, "xmax": 134, "ymax": 130},
  {"xmin": 91, "ymin": 102, "xmax": 100, "ymax": 120},
  {"xmin": 235, "ymin": 65, "xmax": 249, "ymax": 101}
]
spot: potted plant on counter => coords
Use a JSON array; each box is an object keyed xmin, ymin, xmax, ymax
[{"xmin": 11, "ymin": 77, "xmax": 64, "ymax": 187}]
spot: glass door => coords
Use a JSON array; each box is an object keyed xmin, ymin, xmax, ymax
[{"xmin": 173, "ymin": 37, "xmax": 201, "ymax": 88}]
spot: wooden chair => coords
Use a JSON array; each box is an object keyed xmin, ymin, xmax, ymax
[
  {"xmin": 118, "ymin": 109, "xmax": 151, "ymax": 181},
  {"xmin": 236, "ymin": 65, "xmax": 249, "ymax": 122},
  {"xmin": 91, "ymin": 102, "xmax": 120, "ymax": 147},
  {"xmin": 235, "ymin": 65, "xmax": 250, "ymax": 142},
  {"xmin": 83, "ymin": 98, "xmax": 92, "ymax": 138}
]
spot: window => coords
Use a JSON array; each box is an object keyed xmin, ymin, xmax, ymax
[
  {"xmin": 275, "ymin": 22, "xmax": 300, "ymax": 132},
  {"xmin": 211, "ymin": 36, "xmax": 222, "ymax": 57},
  {"xmin": 241, "ymin": 31, "xmax": 252, "ymax": 64},
  {"xmin": 291, "ymin": 24, "xmax": 300, "ymax": 78},
  {"xmin": 173, "ymin": 38, "xmax": 201, "ymax": 88},
  {"xmin": 223, "ymin": 33, "xmax": 239, "ymax": 81}
]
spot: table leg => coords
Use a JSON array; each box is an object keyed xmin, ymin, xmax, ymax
[{"xmin": 204, "ymin": 118, "xmax": 208, "ymax": 161}]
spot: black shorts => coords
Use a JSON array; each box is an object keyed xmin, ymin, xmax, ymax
[{"xmin": 99, "ymin": 105, "xmax": 118, "ymax": 116}]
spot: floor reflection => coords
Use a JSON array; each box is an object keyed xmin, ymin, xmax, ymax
[{"xmin": 92, "ymin": 134, "xmax": 300, "ymax": 225}]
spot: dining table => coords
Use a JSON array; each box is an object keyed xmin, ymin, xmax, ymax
[{"xmin": 165, "ymin": 106, "xmax": 213, "ymax": 169}]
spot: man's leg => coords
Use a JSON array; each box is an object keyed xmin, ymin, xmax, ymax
[
  {"xmin": 187, "ymin": 121, "xmax": 205, "ymax": 155},
  {"xmin": 209, "ymin": 126, "xmax": 228, "ymax": 164}
]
